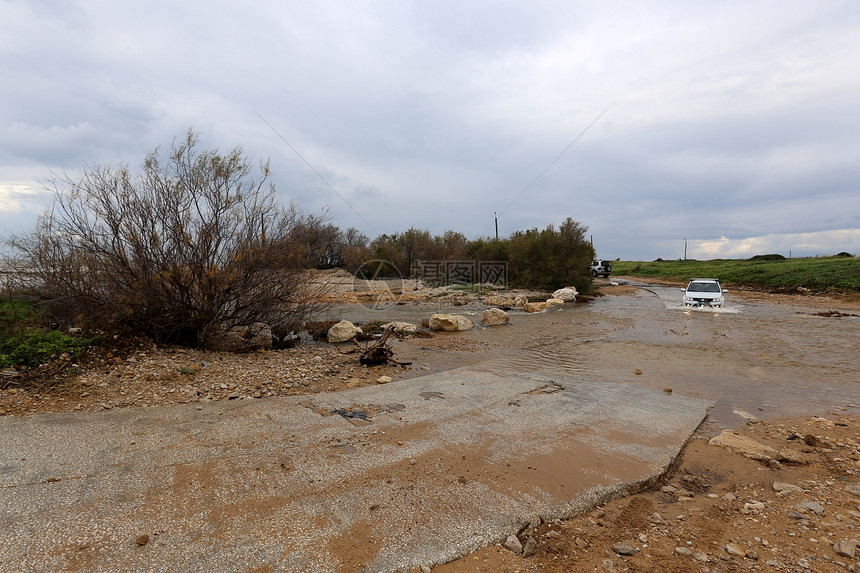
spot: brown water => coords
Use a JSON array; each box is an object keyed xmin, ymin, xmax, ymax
[{"xmin": 333, "ymin": 283, "xmax": 859, "ymax": 427}]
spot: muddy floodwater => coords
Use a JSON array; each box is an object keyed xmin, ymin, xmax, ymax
[{"xmin": 331, "ymin": 281, "xmax": 858, "ymax": 428}]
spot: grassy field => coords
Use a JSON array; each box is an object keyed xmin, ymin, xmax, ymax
[{"xmin": 611, "ymin": 255, "xmax": 860, "ymax": 293}]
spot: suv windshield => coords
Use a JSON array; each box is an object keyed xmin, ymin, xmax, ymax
[{"xmin": 687, "ymin": 282, "xmax": 721, "ymax": 293}]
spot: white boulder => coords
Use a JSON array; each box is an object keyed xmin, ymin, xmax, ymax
[
  {"xmin": 429, "ymin": 314, "xmax": 473, "ymax": 331},
  {"xmin": 523, "ymin": 302, "xmax": 549, "ymax": 313},
  {"xmin": 480, "ymin": 308, "xmax": 510, "ymax": 325},
  {"xmin": 552, "ymin": 287, "xmax": 578, "ymax": 301},
  {"xmin": 327, "ymin": 320, "xmax": 363, "ymax": 343}
]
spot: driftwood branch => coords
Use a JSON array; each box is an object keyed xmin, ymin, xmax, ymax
[{"xmin": 347, "ymin": 325, "xmax": 412, "ymax": 367}]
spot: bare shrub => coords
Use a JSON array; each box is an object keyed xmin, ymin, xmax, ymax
[{"xmin": 10, "ymin": 130, "xmax": 330, "ymax": 347}]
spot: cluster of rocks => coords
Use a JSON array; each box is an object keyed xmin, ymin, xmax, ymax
[{"xmin": 324, "ymin": 287, "xmax": 579, "ymax": 342}]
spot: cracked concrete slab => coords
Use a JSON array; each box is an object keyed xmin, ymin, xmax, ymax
[{"xmin": 0, "ymin": 366, "xmax": 710, "ymax": 572}]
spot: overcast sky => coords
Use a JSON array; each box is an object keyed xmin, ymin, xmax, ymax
[{"xmin": 1, "ymin": 0, "xmax": 858, "ymax": 260}]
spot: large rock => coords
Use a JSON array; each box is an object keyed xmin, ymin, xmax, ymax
[
  {"xmin": 207, "ymin": 322, "xmax": 272, "ymax": 351},
  {"xmin": 481, "ymin": 308, "xmax": 510, "ymax": 325},
  {"xmin": 545, "ymin": 298, "xmax": 565, "ymax": 307},
  {"xmin": 523, "ymin": 301, "xmax": 549, "ymax": 313},
  {"xmin": 708, "ymin": 430, "xmax": 777, "ymax": 458},
  {"xmin": 833, "ymin": 541, "xmax": 857, "ymax": 559},
  {"xmin": 327, "ymin": 320, "xmax": 363, "ymax": 343},
  {"xmin": 482, "ymin": 294, "xmax": 527, "ymax": 308},
  {"xmin": 552, "ymin": 287, "xmax": 578, "ymax": 301},
  {"xmin": 429, "ymin": 314, "xmax": 473, "ymax": 331}
]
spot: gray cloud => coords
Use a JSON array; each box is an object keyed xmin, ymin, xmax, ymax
[{"xmin": 1, "ymin": 0, "xmax": 858, "ymax": 260}]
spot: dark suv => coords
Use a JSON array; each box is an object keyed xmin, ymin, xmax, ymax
[{"xmin": 590, "ymin": 260, "xmax": 612, "ymax": 278}]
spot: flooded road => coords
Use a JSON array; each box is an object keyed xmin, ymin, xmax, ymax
[{"xmin": 332, "ymin": 282, "xmax": 858, "ymax": 428}]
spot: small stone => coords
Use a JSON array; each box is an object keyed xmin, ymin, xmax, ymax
[
  {"xmin": 788, "ymin": 511, "xmax": 807, "ymax": 520},
  {"xmin": 602, "ymin": 559, "xmax": 616, "ymax": 571},
  {"xmin": 694, "ymin": 552, "xmax": 709, "ymax": 563},
  {"xmin": 794, "ymin": 500, "xmax": 826, "ymax": 517},
  {"xmin": 661, "ymin": 485, "xmax": 677, "ymax": 494},
  {"xmin": 574, "ymin": 536, "xmax": 589, "ymax": 548},
  {"xmin": 773, "ymin": 481, "xmax": 802, "ymax": 494},
  {"xmin": 834, "ymin": 541, "xmax": 857, "ymax": 559},
  {"xmin": 708, "ymin": 430, "xmax": 777, "ymax": 457},
  {"xmin": 522, "ymin": 536, "xmax": 537, "ymax": 557},
  {"xmin": 376, "ymin": 376, "xmax": 393, "ymax": 384},
  {"xmin": 744, "ymin": 501, "xmax": 766, "ymax": 511},
  {"xmin": 135, "ymin": 534, "xmax": 149, "ymax": 546},
  {"xmin": 846, "ymin": 484, "xmax": 860, "ymax": 498},
  {"xmin": 611, "ymin": 542, "xmax": 638, "ymax": 556},
  {"xmin": 504, "ymin": 534, "xmax": 523, "ymax": 554},
  {"xmin": 777, "ymin": 449, "xmax": 808, "ymax": 464},
  {"xmin": 725, "ymin": 542, "xmax": 746, "ymax": 557},
  {"xmin": 633, "ymin": 369, "xmax": 643, "ymax": 375},
  {"xmin": 420, "ymin": 566, "xmax": 431, "ymax": 573},
  {"xmin": 721, "ymin": 492, "xmax": 737, "ymax": 501},
  {"xmin": 675, "ymin": 547, "xmax": 692, "ymax": 556},
  {"xmin": 545, "ymin": 530, "xmax": 561, "ymax": 539},
  {"xmin": 649, "ymin": 512, "xmax": 664, "ymax": 524}
]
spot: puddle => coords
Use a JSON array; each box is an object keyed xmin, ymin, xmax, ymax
[{"xmin": 332, "ymin": 408, "xmax": 368, "ymax": 420}]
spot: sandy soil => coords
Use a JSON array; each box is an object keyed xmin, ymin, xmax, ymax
[
  {"xmin": 2, "ymin": 282, "xmax": 859, "ymax": 572},
  {"xmin": 427, "ymin": 413, "xmax": 860, "ymax": 573}
]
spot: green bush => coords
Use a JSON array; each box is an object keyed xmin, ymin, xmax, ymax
[
  {"xmin": 748, "ymin": 254, "xmax": 786, "ymax": 261},
  {"xmin": 0, "ymin": 329, "xmax": 96, "ymax": 369},
  {"xmin": 467, "ymin": 218, "xmax": 595, "ymax": 293},
  {"xmin": 0, "ymin": 298, "xmax": 102, "ymax": 369}
]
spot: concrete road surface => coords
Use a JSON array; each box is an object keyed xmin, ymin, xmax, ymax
[{"xmin": 0, "ymin": 366, "xmax": 710, "ymax": 572}]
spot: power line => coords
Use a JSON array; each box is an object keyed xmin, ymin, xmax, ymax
[
  {"xmin": 254, "ymin": 110, "xmax": 377, "ymax": 235},
  {"xmin": 489, "ymin": 105, "xmax": 611, "ymax": 235}
]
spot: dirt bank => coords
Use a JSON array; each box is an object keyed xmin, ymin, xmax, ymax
[{"xmin": 428, "ymin": 412, "xmax": 860, "ymax": 572}]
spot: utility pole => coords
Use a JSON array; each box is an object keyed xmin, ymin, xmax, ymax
[
  {"xmin": 684, "ymin": 238, "xmax": 687, "ymax": 261},
  {"xmin": 494, "ymin": 212, "xmax": 499, "ymax": 240}
]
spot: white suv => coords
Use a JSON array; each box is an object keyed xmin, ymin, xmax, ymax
[
  {"xmin": 682, "ymin": 278, "xmax": 726, "ymax": 308},
  {"xmin": 590, "ymin": 260, "xmax": 612, "ymax": 278}
]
